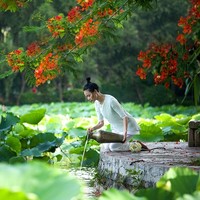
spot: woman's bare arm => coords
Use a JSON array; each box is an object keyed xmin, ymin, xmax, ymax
[{"xmin": 88, "ymin": 120, "xmax": 104, "ymax": 133}]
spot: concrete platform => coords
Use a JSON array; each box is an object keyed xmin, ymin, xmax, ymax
[{"xmin": 97, "ymin": 142, "xmax": 200, "ymax": 190}]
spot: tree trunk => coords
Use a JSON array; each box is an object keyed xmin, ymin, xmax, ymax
[
  {"xmin": 16, "ymin": 72, "xmax": 26, "ymax": 105},
  {"xmin": 132, "ymin": 76, "xmax": 144, "ymax": 104},
  {"xmin": 58, "ymin": 77, "xmax": 63, "ymax": 102},
  {"xmin": 4, "ymin": 75, "xmax": 15, "ymax": 105}
]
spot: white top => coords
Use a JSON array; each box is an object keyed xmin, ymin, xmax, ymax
[{"xmin": 95, "ymin": 94, "xmax": 140, "ymax": 135}]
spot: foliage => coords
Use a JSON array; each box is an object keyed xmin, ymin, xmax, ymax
[
  {"xmin": 136, "ymin": 0, "xmax": 200, "ymax": 105},
  {"xmin": 4, "ymin": 102, "xmax": 200, "ymax": 151},
  {"xmin": 1, "ymin": 102, "xmax": 199, "ymax": 167},
  {"xmin": 0, "ymin": 0, "xmax": 31, "ymax": 12},
  {"xmin": 0, "ymin": 161, "xmax": 85, "ymax": 200},
  {"xmin": 81, "ymin": 167, "xmax": 200, "ymax": 199},
  {"xmin": 132, "ymin": 122, "xmax": 164, "ymax": 142},
  {"xmin": 79, "ymin": 0, "xmax": 189, "ymax": 104},
  {"xmin": 98, "ymin": 188, "xmax": 139, "ymax": 200},
  {"xmin": 0, "ymin": 103, "xmax": 101, "ymax": 167},
  {"xmin": 0, "ymin": 103, "xmax": 200, "ymax": 199},
  {"xmin": 0, "ymin": 109, "xmax": 66, "ymax": 164},
  {"xmin": 0, "ymin": 0, "xmax": 157, "ymax": 87},
  {"xmin": 124, "ymin": 167, "xmax": 200, "ymax": 200},
  {"xmin": 0, "ymin": 0, "xmax": 192, "ymax": 106},
  {"xmin": 20, "ymin": 91, "xmax": 60, "ymax": 104},
  {"xmin": 63, "ymin": 88, "xmax": 85, "ymax": 102},
  {"xmin": 0, "ymin": 161, "xmax": 199, "ymax": 199}
]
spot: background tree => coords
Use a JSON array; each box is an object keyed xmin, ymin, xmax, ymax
[
  {"xmin": 1, "ymin": 0, "xmax": 197, "ymax": 106},
  {"xmin": 71, "ymin": 0, "xmax": 190, "ymax": 105}
]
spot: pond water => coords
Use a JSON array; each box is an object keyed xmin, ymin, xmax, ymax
[
  {"xmin": 59, "ymin": 137, "xmax": 102, "ymax": 198},
  {"xmin": 67, "ymin": 167, "xmax": 100, "ymax": 198}
]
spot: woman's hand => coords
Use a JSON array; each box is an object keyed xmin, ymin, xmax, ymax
[
  {"xmin": 87, "ymin": 127, "xmax": 94, "ymax": 134},
  {"xmin": 87, "ymin": 120, "xmax": 104, "ymax": 134}
]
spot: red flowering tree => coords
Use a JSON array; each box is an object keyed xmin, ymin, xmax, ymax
[
  {"xmin": 1, "ymin": 0, "xmax": 157, "ymax": 86},
  {"xmin": 0, "ymin": 0, "xmax": 199, "ymax": 104},
  {"xmin": 136, "ymin": 0, "xmax": 200, "ymax": 105}
]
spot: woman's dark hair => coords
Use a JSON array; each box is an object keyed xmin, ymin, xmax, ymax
[{"xmin": 83, "ymin": 77, "xmax": 99, "ymax": 92}]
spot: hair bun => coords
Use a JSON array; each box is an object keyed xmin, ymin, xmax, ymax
[
  {"xmin": 86, "ymin": 77, "xmax": 91, "ymax": 83},
  {"xmin": 83, "ymin": 77, "xmax": 99, "ymax": 92}
]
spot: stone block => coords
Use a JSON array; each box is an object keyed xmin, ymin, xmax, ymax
[
  {"xmin": 188, "ymin": 120, "xmax": 200, "ymax": 147},
  {"xmin": 98, "ymin": 142, "xmax": 200, "ymax": 191},
  {"xmin": 195, "ymin": 130, "xmax": 200, "ymax": 146},
  {"xmin": 189, "ymin": 120, "xmax": 200, "ymax": 129}
]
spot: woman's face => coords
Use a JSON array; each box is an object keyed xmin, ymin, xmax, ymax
[{"xmin": 84, "ymin": 90, "xmax": 96, "ymax": 102}]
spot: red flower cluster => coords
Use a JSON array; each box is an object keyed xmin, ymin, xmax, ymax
[
  {"xmin": 176, "ymin": 0, "xmax": 200, "ymax": 45},
  {"xmin": 75, "ymin": 18, "xmax": 99, "ymax": 47},
  {"xmin": 68, "ymin": 6, "xmax": 82, "ymax": 22},
  {"xmin": 136, "ymin": 43, "xmax": 186, "ymax": 88},
  {"xmin": 26, "ymin": 42, "xmax": 41, "ymax": 57},
  {"xmin": 137, "ymin": 0, "xmax": 199, "ymax": 89},
  {"xmin": 77, "ymin": 0, "xmax": 94, "ymax": 11},
  {"xmin": 7, "ymin": 49, "xmax": 25, "ymax": 72},
  {"xmin": 136, "ymin": 68, "xmax": 146, "ymax": 79},
  {"xmin": 98, "ymin": 8, "xmax": 114, "ymax": 18},
  {"xmin": 47, "ymin": 15, "xmax": 65, "ymax": 38},
  {"xmin": 34, "ymin": 53, "xmax": 60, "ymax": 86},
  {"xmin": 7, "ymin": 43, "xmax": 42, "ymax": 75}
]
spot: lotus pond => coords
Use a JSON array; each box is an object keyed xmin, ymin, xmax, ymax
[{"xmin": 0, "ymin": 102, "xmax": 200, "ymax": 199}]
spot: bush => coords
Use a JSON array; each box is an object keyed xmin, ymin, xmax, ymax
[
  {"xmin": 20, "ymin": 91, "xmax": 59, "ymax": 104},
  {"xmin": 143, "ymin": 85, "xmax": 176, "ymax": 106},
  {"xmin": 63, "ymin": 89, "xmax": 85, "ymax": 102}
]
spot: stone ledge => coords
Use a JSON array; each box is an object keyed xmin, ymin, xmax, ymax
[{"xmin": 97, "ymin": 142, "xmax": 200, "ymax": 190}]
